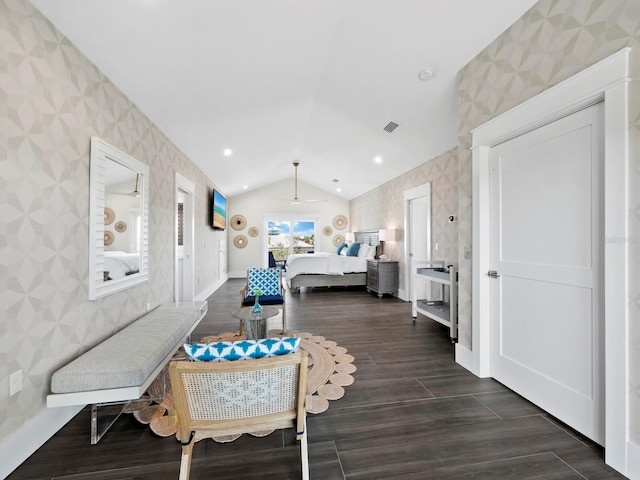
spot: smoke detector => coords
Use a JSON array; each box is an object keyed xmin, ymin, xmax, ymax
[{"xmin": 418, "ymin": 68, "xmax": 435, "ymax": 81}]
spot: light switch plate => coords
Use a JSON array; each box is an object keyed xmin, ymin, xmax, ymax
[{"xmin": 9, "ymin": 370, "xmax": 23, "ymax": 396}]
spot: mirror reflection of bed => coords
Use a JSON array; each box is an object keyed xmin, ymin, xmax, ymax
[{"xmin": 103, "ymin": 159, "xmax": 142, "ymax": 282}]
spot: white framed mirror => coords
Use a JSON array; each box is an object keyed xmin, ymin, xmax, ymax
[{"xmin": 89, "ymin": 137, "xmax": 149, "ymax": 300}]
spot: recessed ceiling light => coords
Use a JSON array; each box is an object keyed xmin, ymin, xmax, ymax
[
  {"xmin": 374, "ymin": 156, "xmax": 383, "ymax": 164},
  {"xmin": 243, "ymin": 185, "xmax": 248, "ymax": 189},
  {"xmin": 336, "ymin": 187, "xmax": 342, "ymax": 193},
  {"xmin": 223, "ymin": 148, "xmax": 232, "ymax": 156}
]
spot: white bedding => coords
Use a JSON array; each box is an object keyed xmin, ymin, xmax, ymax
[
  {"xmin": 104, "ymin": 251, "xmax": 140, "ymax": 280},
  {"xmin": 285, "ymin": 252, "xmax": 370, "ymax": 283}
]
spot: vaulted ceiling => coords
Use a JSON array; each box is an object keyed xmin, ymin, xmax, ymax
[{"xmin": 31, "ymin": 0, "xmax": 538, "ymax": 200}]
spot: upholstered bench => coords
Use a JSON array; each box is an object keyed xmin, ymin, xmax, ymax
[{"xmin": 47, "ymin": 301, "xmax": 207, "ymax": 443}]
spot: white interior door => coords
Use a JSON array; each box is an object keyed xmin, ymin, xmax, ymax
[
  {"xmin": 489, "ymin": 103, "xmax": 604, "ymax": 444},
  {"xmin": 404, "ymin": 184, "xmax": 431, "ymax": 302},
  {"xmin": 175, "ymin": 174, "xmax": 195, "ymax": 302}
]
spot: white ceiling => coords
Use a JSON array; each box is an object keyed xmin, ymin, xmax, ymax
[{"xmin": 30, "ymin": 0, "xmax": 538, "ymax": 200}]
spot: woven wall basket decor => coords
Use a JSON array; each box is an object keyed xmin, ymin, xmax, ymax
[
  {"xmin": 248, "ymin": 226, "xmax": 259, "ymax": 237},
  {"xmin": 104, "ymin": 230, "xmax": 114, "ymax": 246},
  {"xmin": 333, "ymin": 215, "xmax": 347, "ymax": 230},
  {"xmin": 230, "ymin": 215, "xmax": 247, "ymax": 230},
  {"xmin": 234, "ymin": 235, "xmax": 248, "ymax": 248},
  {"xmin": 332, "ymin": 234, "xmax": 345, "ymax": 247},
  {"xmin": 104, "ymin": 207, "xmax": 115, "ymax": 225},
  {"xmin": 323, "ymin": 226, "xmax": 333, "ymax": 236}
]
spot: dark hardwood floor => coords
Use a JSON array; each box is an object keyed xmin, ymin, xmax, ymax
[{"xmin": 9, "ymin": 279, "xmax": 625, "ymax": 479}]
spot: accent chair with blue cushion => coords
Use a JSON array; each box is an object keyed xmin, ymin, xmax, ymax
[
  {"xmin": 169, "ymin": 350, "xmax": 309, "ymax": 479},
  {"xmin": 240, "ymin": 267, "xmax": 286, "ymax": 334}
]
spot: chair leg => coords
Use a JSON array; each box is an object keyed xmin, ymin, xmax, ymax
[
  {"xmin": 299, "ymin": 418, "xmax": 309, "ymax": 480},
  {"xmin": 179, "ymin": 442, "xmax": 194, "ymax": 480}
]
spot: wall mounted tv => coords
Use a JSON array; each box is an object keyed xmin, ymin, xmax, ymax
[{"xmin": 212, "ymin": 189, "xmax": 227, "ymax": 230}]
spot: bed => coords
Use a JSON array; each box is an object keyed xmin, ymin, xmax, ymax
[
  {"xmin": 103, "ymin": 251, "xmax": 140, "ymax": 280},
  {"xmin": 285, "ymin": 231, "xmax": 379, "ymax": 292}
]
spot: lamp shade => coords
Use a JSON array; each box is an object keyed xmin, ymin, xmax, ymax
[
  {"xmin": 345, "ymin": 232, "xmax": 355, "ymax": 243},
  {"xmin": 379, "ymin": 229, "xmax": 397, "ymax": 241}
]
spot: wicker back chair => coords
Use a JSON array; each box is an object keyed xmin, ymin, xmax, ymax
[
  {"xmin": 240, "ymin": 267, "xmax": 286, "ymax": 333},
  {"xmin": 169, "ymin": 352, "xmax": 309, "ymax": 480}
]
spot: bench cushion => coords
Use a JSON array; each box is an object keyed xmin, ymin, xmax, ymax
[{"xmin": 50, "ymin": 304, "xmax": 202, "ymax": 394}]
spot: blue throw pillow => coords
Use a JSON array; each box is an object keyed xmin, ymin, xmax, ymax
[
  {"xmin": 183, "ymin": 337, "xmax": 301, "ymax": 362},
  {"xmin": 336, "ymin": 243, "xmax": 347, "ymax": 255},
  {"xmin": 346, "ymin": 242, "xmax": 360, "ymax": 256}
]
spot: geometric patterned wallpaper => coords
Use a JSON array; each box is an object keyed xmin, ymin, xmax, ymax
[
  {"xmin": 456, "ymin": 0, "xmax": 640, "ymax": 443},
  {"xmin": 350, "ymin": 147, "xmax": 458, "ymax": 294},
  {"xmin": 0, "ymin": 0, "xmax": 225, "ymax": 443}
]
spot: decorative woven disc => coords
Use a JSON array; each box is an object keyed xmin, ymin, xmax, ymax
[
  {"xmin": 334, "ymin": 353, "xmax": 355, "ymax": 363},
  {"xmin": 233, "ymin": 235, "xmax": 248, "ymax": 248},
  {"xmin": 230, "ymin": 214, "xmax": 247, "ymax": 230},
  {"xmin": 332, "ymin": 234, "xmax": 345, "ymax": 247},
  {"xmin": 104, "ymin": 207, "xmax": 115, "ymax": 225},
  {"xmin": 114, "ymin": 220, "xmax": 127, "ymax": 233},
  {"xmin": 212, "ymin": 434, "xmax": 242, "ymax": 443},
  {"xmin": 248, "ymin": 226, "xmax": 259, "ymax": 237},
  {"xmin": 321, "ymin": 340, "xmax": 337, "ymax": 349},
  {"xmin": 330, "ymin": 373, "xmax": 354, "ymax": 386},
  {"xmin": 333, "ymin": 215, "xmax": 347, "ymax": 230},
  {"xmin": 335, "ymin": 363, "xmax": 357, "ymax": 374},
  {"xmin": 317, "ymin": 384, "xmax": 345, "ymax": 400},
  {"xmin": 310, "ymin": 335, "xmax": 326, "ymax": 343},
  {"xmin": 306, "ymin": 394, "xmax": 330, "ymax": 414},
  {"xmin": 329, "ymin": 346, "xmax": 348, "ymax": 356},
  {"xmin": 104, "ymin": 230, "xmax": 114, "ymax": 246},
  {"xmin": 133, "ymin": 405, "xmax": 164, "ymax": 424},
  {"xmin": 323, "ymin": 226, "xmax": 333, "ymax": 236},
  {"xmin": 150, "ymin": 414, "xmax": 178, "ymax": 437}
]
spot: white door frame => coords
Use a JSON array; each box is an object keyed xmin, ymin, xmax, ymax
[
  {"xmin": 175, "ymin": 173, "xmax": 195, "ymax": 302},
  {"xmin": 401, "ymin": 183, "xmax": 431, "ymax": 301},
  {"xmin": 468, "ymin": 49, "xmax": 630, "ymax": 474}
]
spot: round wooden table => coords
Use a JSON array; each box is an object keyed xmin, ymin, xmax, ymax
[{"xmin": 232, "ymin": 306, "xmax": 279, "ymax": 339}]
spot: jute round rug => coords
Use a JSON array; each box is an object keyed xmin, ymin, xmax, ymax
[{"xmin": 128, "ymin": 330, "xmax": 356, "ymax": 440}]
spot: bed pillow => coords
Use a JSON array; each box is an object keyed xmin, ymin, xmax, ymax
[
  {"xmin": 346, "ymin": 242, "xmax": 360, "ymax": 256},
  {"xmin": 183, "ymin": 337, "xmax": 301, "ymax": 362},
  {"xmin": 336, "ymin": 243, "xmax": 347, "ymax": 255},
  {"xmin": 367, "ymin": 245, "xmax": 377, "ymax": 258},
  {"xmin": 357, "ymin": 244, "xmax": 369, "ymax": 257},
  {"xmin": 340, "ymin": 247, "xmax": 348, "ymax": 256}
]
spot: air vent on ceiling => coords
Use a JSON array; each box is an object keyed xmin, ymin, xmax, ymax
[
  {"xmin": 383, "ymin": 121, "xmax": 399, "ymax": 133},
  {"xmin": 332, "ymin": 178, "xmax": 339, "ymax": 183}
]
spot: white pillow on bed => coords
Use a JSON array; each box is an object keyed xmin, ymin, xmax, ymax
[
  {"xmin": 357, "ymin": 244, "xmax": 368, "ymax": 257},
  {"xmin": 340, "ymin": 248, "xmax": 348, "ymax": 256},
  {"xmin": 367, "ymin": 245, "xmax": 377, "ymax": 258}
]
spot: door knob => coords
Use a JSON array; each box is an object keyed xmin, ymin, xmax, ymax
[{"xmin": 487, "ymin": 270, "xmax": 501, "ymax": 278}]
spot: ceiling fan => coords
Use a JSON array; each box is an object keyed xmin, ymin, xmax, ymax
[
  {"xmin": 288, "ymin": 161, "xmax": 326, "ymax": 205},
  {"xmin": 109, "ymin": 173, "xmax": 141, "ymax": 197}
]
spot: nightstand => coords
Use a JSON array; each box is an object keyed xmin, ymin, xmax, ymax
[{"xmin": 366, "ymin": 260, "xmax": 399, "ymax": 298}]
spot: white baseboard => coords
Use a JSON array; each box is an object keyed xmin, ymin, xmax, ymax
[
  {"xmin": 455, "ymin": 343, "xmax": 481, "ymax": 377},
  {"xmin": 195, "ymin": 274, "xmax": 228, "ymax": 302},
  {"xmin": 626, "ymin": 440, "xmax": 640, "ymax": 479},
  {"xmin": 228, "ymin": 270, "xmax": 246, "ymax": 279},
  {"xmin": 1, "ymin": 404, "xmax": 83, "ymax": 479}
]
